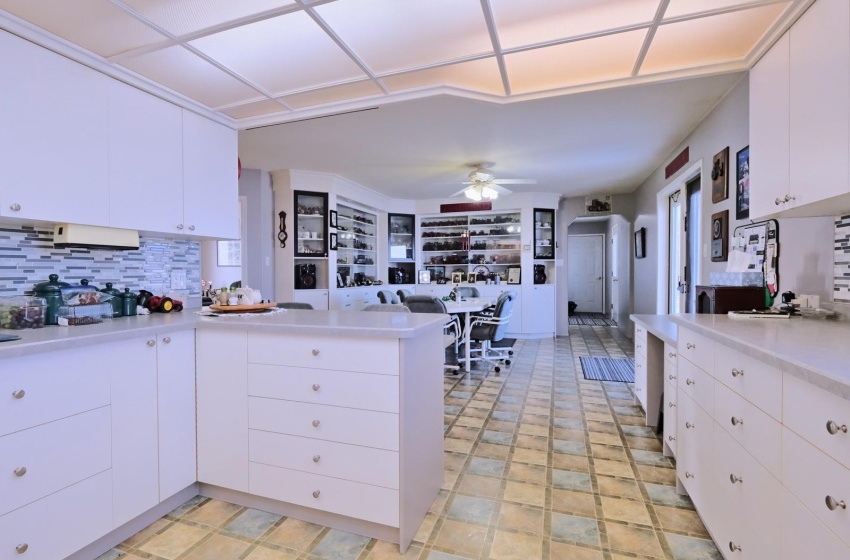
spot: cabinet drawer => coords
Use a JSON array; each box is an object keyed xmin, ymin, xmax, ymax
[
  {"xmin": 715, "ymin": 345, "xmax": 782, "ymax": 420},
  {"xmin": 784, "ymin": 373, "xmax": 850, "ymax": 471},
  {"xmin": 249, "ymin": 397, "xmax": 399, "ymax": 451},
  {"xmin": 664, "ymin": 343, "xmax": 677, "ymax": 368},
  {"xmin": 248, "ymin": 333, "xmax": 399, "ymax": 375},
  {"xmin": 248, "ymin": 363, "xmax": 399, "ymax": 413},
  {"xmin": 715, "ymin": 382, "xmax": 781, "ymax": 479},
  {"xmin": 634, "ymin": 325, "xmax": 647, "ymax": 353},
  {"xmin": 0, "ymin": 470, "xmax": 112, "ymax": 560},
  {"xmin": 249, "ymin": 462, "xmax": 399, "ymax": 527},
  {"xmin": 634, "ymin": 353, "xmax": 647, "ymax": 409},
  {"xmin": 0, "ymin": 406, "xmax": 111, "ymax": 516},
  {"xmin": 782, "ymin": 428, "xmax": 850, "ymax": 548},
  {"xmin": 664, "ymin": 379, "xmax": 677, "ymax": 455},
  {"xmin": 249, "ymin": 430, "xmax": 399, "ymax": 489},
  {"xmin": 677, "ymin": 390, "xmax": 713, "ymax": 507},
  {"xmin": 664, "ymin": 358, "xmax": 678, "ymax": 387},
  {"xmin": 781, "ymin": 488, "xmax": 850, "ymax": 560},
  {"xmin": 678, "ymin": 328, "xmax": 714, "ymax": 374},
  {"xmin": 678, "ymin": 357, "xmax": 714, "ymax": 414},
  {"xmin": 0, "ymin": 350, "xmax": 110, "ymax": 436}
]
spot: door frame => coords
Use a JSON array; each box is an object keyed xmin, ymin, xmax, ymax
[
  {"xmin": 610, "ymin": 223, "xmax": 618, "ymax": 322},
  {"xmin": 656, "ymin": 161, "xmax": 702, "ymax": 314},
  {"xmin": 567, "ymin": 233, "xmax": 606, "ymax": 314}
]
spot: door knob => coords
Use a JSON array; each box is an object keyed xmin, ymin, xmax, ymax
[
  {"xmin": 686, "ymin": 343, "xmax": 695, "ymax": 349},
  {"xmin": 784, "ymin": 194, "xmax": 796, "ymax": 202},
  {"xmin": 685, "ymin": 472, "xmax": 694, "ymax": 479},
  {"xmin": 686, "ymin": 379, "xmax": 695, "ymax": 385},
  {"xmin": 596, "ymin": 277, "xmax": 602, "ymax": 280}
]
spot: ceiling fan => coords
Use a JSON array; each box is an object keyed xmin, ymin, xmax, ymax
[{"xmin": 450, "ymin": 163, "xmax": 536, "ymax": 201}]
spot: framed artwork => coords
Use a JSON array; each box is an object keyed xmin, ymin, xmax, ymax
[
  {"xmin": 418, "ymin": 270, "xmax": 432, "ymax": 284},
  {"xmin": 507, "ymin": 267, "xmax": 521, "ymax": 284},
  {"xmin": 711, "ymin": 146, "xmax": 730, "ymax": 203},
  {"xmin": 217, "ymin": 240, "xmax": 241, "ymax": 267},
  {"xmin": 736, "ymin": 146, "xmax": 750, "ymax": 220},
  {"xmin": 336, "ymin": 273, "xmax": 346, "ymax": 288},
  {"xmin": 329, "ymin": 210, "xmax": 338, "ymax": 229},
  {"xmin": 425, "ymin": 265, "xmax": 445, "ymax": 280},
  {"xmin": 634, "ymin": 227, "xmax": 646, "ymax": 259},
  {"xmin": 468, "ymin": 274, "xmax": 477, "ymax": 285},
  {"xmin": 711, "ymin": 210, "xmax": 729, "ymax": 262},
  {"xmin": 329, "ymin": 232, "xmax": 338, "ymax": 251},
  {"xmin": 451, "ymin": 271, "xmax": 464, "ymax": 285}
]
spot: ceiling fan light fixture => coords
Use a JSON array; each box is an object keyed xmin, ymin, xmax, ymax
[
  {"xmin": 481, "ymin": 185, "xmax": 498, "ymax": 200},
  {"xmin": 465, "ymin": 185, "xmax": 483, "ymax": 201}
]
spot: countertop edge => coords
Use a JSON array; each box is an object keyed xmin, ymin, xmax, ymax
[{"xmin": 629, "ymin": 314, "xmax": 678, "ymax": 346}]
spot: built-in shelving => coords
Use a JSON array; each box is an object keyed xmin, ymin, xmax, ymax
[{"xmin": 336, "ymin": 202, "xmax": 377, "ymax": 287}]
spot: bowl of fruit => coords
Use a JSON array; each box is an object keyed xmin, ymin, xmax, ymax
[{"xmin": 0, "ymin": 296, "xmax": 47, "ymax": 329}]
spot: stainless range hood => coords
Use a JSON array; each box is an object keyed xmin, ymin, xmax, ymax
[{"xmin": 53, "ymin": 224, "xmax": 140, "ymax": 250}]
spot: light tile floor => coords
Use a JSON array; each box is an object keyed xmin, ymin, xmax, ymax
[{"xmin": 98, "ymin": 325, "xmax": 721, "ymax": 560}]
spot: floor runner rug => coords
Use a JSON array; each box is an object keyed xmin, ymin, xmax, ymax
[
  {"xmin": 569, "ymin": 313, "xmax": 617, "ymax": 326},
  {"xmin": 580, "ymin": 356, "xmax": 635, "ymax": 382}
]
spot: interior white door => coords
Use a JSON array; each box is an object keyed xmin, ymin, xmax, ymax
[
  {"xmin": 568, "ymin": 235, "xmax": 604, "ymax": 313},
  {"xmin": 611, "ymin": 223, "xmax": 619, "ymax": 322}
]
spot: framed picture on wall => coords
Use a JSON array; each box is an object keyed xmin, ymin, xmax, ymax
[
  {"xmin": 329, "ymin": 210, "xmax": 338, "ymax": 229},
  {"xmin": 634, "ymin": 227, "xmax": 646, "ymax": 259},
  {"xmin": 711, "ymin": 146, "xmax": 730, "ymax": 203},
  {"xmin": 329, "ymin": 232, "xmax": 338, "ymax": 251},
  {"xmin": 736, "ymin": 146, "xmax": 750, "ymax": 220},
  {"xmin": 217, "ymin": 240, "xmax": 241, "ymax": 267},
  {"xmin": 418, "ymin": 270, "xmax": 432, "ymax": 284}
]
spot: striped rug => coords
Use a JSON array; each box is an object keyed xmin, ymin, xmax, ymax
[
  {"xmin": 580, "ymin": 356, "xmax": 635, "ymax": 383},
  {"xmin": 569, "ymin": 313, "xmax": 617, "ymax": 326}
]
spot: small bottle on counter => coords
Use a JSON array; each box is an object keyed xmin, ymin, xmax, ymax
[
  {"xmin": 228, "ymin": 287, "xmax": 238, "ymax": 306},
  {"xmin": 218, "ymin": 287, "xmax": 229, "ymax": 306}
]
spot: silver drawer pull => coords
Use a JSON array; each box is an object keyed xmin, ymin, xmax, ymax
[
  {"xmin": 826, "ymin": 420, "xmax": 848, "ymax": 435},
  {"xmin": 685, "ymin": 422, "xmax": 694, "ymax": 429},
  {"xmin": 146, "ymin": 340, "xmax": 156, "ymax": 347},
  {"xmin": 162, "ymin": 336, "xmax": 171, "ymax": 344},
  {"xmin": 729, "ymin": 474, "xmax": 743, "ymax": 484},
  {"xmin": 312, "ymin": 419, "xmax": 320, "ymax": 428},
  {"xmin": 668, "ymin": 374, "xmax": 676, "ymax": 380},
  {"xmin": 686, "ymin": 343, "xmax": 695, "ymax": 349},
  {"xmin": 775, "ymin": 197, "xmax": 783, "ymax": 206},
  {"xmin": 9, "ymin": 203, "xmax": 21, "ymax": 212},
  {"xmin": 312, "ymin": 349, "xmax": 320, "ymax": 356},
  {"xmin": 12, "ymin": 389, "xmax": 25, "ymax": 399},
  {"xmin": 176, "ymin": 224, "xmax": 184, "ymax": 230},
  {"xmin": 668, "ymin": 352, "xmax": 676, "ymax": 358},
  {"xmin": 784, "ymin": 194, "xmax": 796, "ymax": 202},
  {"xmin": 731, "ymin": 417, "xmax": 743, "ymax": 426},
  {"xmin": 685, "ymin": 472, "xmax": 694, "ymax": 479},
  {"xmin": 188, "ymin": 225, "xmax": 195, "ymax": 231},
  {"xmin": 15, "ymin": 543, "xmax": 27, "ymax": 554},
  {"xmin": 731, "ymin": 368, "xmax": 744, "ymax": 377},
  {"xmin": 669, "ymin": 402, "xmax": 675, "ymax": 408},
  {"xmin": 14, "ymin": 467, "xmax": 26, "ymax": 477},
  {"xmin": 825, "ymin": 496, "xmax": 847, "ymax": 511},
  {"xmin": 686, "ymin": 379, "xmax": 695, "ymax": 386},
  {"xmin": 729, "ymin": 542, "xmax": 742, "ymax": 552},
  {"xmin": 312, "ymin": 384, "xmax": 320, "ymax": 392},
  {"xmin": 312, "ymin": 490, "xmax": 321, "ymax": 498},
  {"xmin": 312, "ymin": 455, "xmax": 321, "ymax": 463},
  {"xmin": 668, "ymin": 435, "xmax": 676, "ymax": 442}
]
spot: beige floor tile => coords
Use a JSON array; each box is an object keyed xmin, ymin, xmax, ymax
[
  {"xmin": 586, "ymin": 420, "xmax": 619, "ymax": 434},
  {"xmin": 429, "ymin": 490, "xmax": 451, "ymax": 515},
  {"xmin": 244, "ymin": 545, "xmax": 298, "ymax": 559},
  {"xmin": 626, "ymin": 435, "xmax": 663, "ymax": 451},
  {"xmin": 636, "ymin": 464, "xmax": 677, "ymax": 485},
  {"xmin": 475, "ymin": 442, "xmax": 511, "ymax": 460},
  {"xmin": 654, "ymin": 505, "xmax": 711, "ymax": 538},
  {"xmin": 549, "ymin": 541, "xmax": 605, "ymax": 560},
  {"xmin": 496, "ymin": 503, "xmax": 544, "ymax": 535},
  {"xmin": 515, "ymin": 434, "xmax": 549, "ymax": 451},
  {"xmin": 518, "ymin": 423, "xmax": 549, "ymax": 437},
  {"xmin": 489, "ymin": 529, "xmax": 543, "ymax": 560},
  {"xmin": 454, "ymin": 416, "xmax": 486, "ymax": 428},
  {"xmin": 433, "ymin": 519, "xmax": 488, "ymax": 557},
  {"xmin": 511, "ymin": 447, "xmax": 548, "ymax": 466},
  {"xmin": 448, "ymin": 425, "xmax": 481, "ymax": 440},
  {"xmin": 365, "ymin": 540, "xmax": 423, "ymax": 559},
  {"xmin": 584, "ymin": 412, "xmax": 615, "ymax": 423},
  {"xmin": 444, "ymin": 452, "xmax": 468, "ymax": 471},
  {"xmin": 413, "ymin": 513, "xmax": 438, "ymax": 544},
  {"xmin": 552, "ymin": 428, "xmax": 586, "ymax": 442},
  {"xmin": 442, "ymin": 468, "xmax": 461, "ymax": 490},
  {"xmin": 618, "ymin": 415, "xmax": 647, "ymax": 426},
  {"xmin": 184, "ymin": 499, "xmax": 243, "ymax": 528},
  {"xmin": 591, "ymin": 444, "xmax": 628, "ymax": 462},
  {"xmin": 606, "ymin": 522, "xmax": 665, "ymax": 559},
  {"xmin": 593, "ymin": 459, "xmax": 635, "ymax": 478},
  {"xmin": 601, "ymin": 496, "xmax": 653, "ymax": 526},
  {"xmin": 139, "ymin": 522, "xmax": 209, "ymax": 559},
  {"xmin": 596, "ymin": 476, "xmax": 643, "ymax": 500},
  {"xmin": 503, "ymin": 480, "xmax": 546, "ymax": 507},
  {"xmin": 554, "ymin": 409, "xmax": 583, "ymax": 420},
  {"xmin": 521, "ymin": 413, "xmax": 550, "ymax": 426},
  {"xmin": 507, "ymin": 462, "xmax": 547, "ymax": 485},
  {"xmin": 552, "ymin": 453, "xmax": 590, "ymax": 473},
  {"xmin": 264, "ymin": 518, "xmax": 323, "ymax": 551},
  {"xmin": 523, "ymin": 405, "xmax": 551, "ymax": 416},
  {"xmin": 444, "ymin": 437, "xmax": 474, "ymax": 454},
  {"xmin": 184, "ymin": 533, "xmax": 250, "ymax": 560},
  {"xmin": 588, "ymin": 432, "xmax": 624, "ymax": 447},
  {"xmin": 122, "ymin": 517, "xmax": 172, "ymax": 548},
  {"xmin": 487, "ymin": 420, "xmax": 518, "ymax": 432},
  {"xmin": 458, "ymin": 474, "xmax": 504, "ymax": 500},
  {"xmin": 551, "ymin": 489, "xmax": 597, "ymax": 518}
]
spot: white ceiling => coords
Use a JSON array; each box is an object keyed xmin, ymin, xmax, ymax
[{"xmin": 0, "ymin": 0, "xmax": 811, "ymax": 200}]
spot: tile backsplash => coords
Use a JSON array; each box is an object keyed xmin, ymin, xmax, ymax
[
  {"xmin": 836, "ymin": 215, "xmax": 850, "ymax": 303},
  {"xmin": 0, "ymin": 225, "xmax": 200, "ymax": 298}
]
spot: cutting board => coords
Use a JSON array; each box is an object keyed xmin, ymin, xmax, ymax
[{"xmin": 209, "ymin": 302, "xmax": 277, "ymax": 313}]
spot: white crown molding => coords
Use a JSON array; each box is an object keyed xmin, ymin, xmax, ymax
[
  {"xmin": 0, "ymin": 10, "xmax": 236, "ymax": 128},
  {"xmin": 745, "ymin": 0, "xmax": 816, "ymax": 66}
]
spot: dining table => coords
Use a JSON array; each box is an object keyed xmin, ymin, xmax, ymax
[{"xmin": 442, "ymin": 297, "xmax": 496, "ymax": 372}]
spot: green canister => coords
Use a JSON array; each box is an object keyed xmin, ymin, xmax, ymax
[
  {"xmin": 33, "ymin": 274, "xmax": 69, "ymax": 326},
  {"xmin": 121, "ymin": 288, "xmax": 138, "ymax": 317},
  {"xmin": 100, "ymin": 282, "xmax": 123, "ymax": 318}
]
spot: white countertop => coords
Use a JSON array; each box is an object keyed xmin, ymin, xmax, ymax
[
  {"xmin": 0, "ymin": 309, "xmax": 448, "ymax": 360},
  {"xmin": 668, "ymin": 313, "xmax": 850, "ymax": 401},
  {"xmin": 630, "ymin": 314, "xmax": 677, "ymax": 346}
]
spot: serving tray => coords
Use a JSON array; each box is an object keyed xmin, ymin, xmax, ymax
[{"xmin": 209, "ymin": 302, "xmax": 277, "ymax": 313}]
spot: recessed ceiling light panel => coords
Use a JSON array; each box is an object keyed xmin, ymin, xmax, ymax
[{"xmin": 119, "ymin": 0, "xmax": 297, "ymax": 37}]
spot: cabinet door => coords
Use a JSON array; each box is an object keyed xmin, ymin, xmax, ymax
[
  {"xmin": 157, "ymin": 330, "xmax": 197, "ymax": 501},
  {"xmin": 0, "ymin": 30, "xmax": 110, "ymax": 225},
  {"xmin": 183, "ymin": 110, "xmax": 239, "ymax": 238},
  {"xmin": 789, "ymin": 0, "xmax": 850, "ymax": 207},
  {"xmin": 521, "ymin": 285, "xmax": 554, "ymax": 334},
  {"xmin": 110, "ymin": 335, "xmax": 159, "ymax": 527},
  {"xmin": 749, "ymin": 31, "xmax": 790, "ymax": 220},
  {"xmin": 781, "ymin": 488, "xmax": 850, "ymax": 560},
  {"xmin": 293, "ymin": 289, "xmax": 329, "ymax": 310},
  {"xmin": 108, "ymin": 80, "xmax": 184, "ymax": 233}
]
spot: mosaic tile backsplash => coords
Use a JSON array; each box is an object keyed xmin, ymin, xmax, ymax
[
  {"xmin": 0, "ymin": 225, "xmax": 201, "ymax": 298},
  {"xmin": 836, "ymin": 215, "xmax": 850, "ymax": 303}
]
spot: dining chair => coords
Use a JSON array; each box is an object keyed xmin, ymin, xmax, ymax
[
  {"xmin": 396, "ymin": 289, "xmax": 412, "ymax": 303},
  {"xmin": 377, "ymin": 289, "xmax": 400, "ymax": 304},
  {"xmin": 403, "ymin": 296, "xmax": 461, "ymax": 373},
  {"xmin": 363, "ymin": 303, "xmax": 410, "ymax": 312}
]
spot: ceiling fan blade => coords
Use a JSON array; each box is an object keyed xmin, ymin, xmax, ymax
[
  {"xmin": 490, "ymin": 184, "xmax": 513, "ymax": 195},
  {"xmin": 450, "ymin": 188, "xmax": 469, "ymax": 197},
  {"xmin": 491, "ymin": 179, "xmax": 537, "ymax": 185}
]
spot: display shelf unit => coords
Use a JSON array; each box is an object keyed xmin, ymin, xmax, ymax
[
  {"xmin": 336, "ymin": 202, "xmax": 378, "ymax": 288},
  {"xmin": 533, "ymin": 208, "xmax": 555, "ymax": 260},
  {"xmin": 419, "ymin": 212, "xmax": 521, "ymax": 282},
  {"xmin": 294, "ymin": 190, "xmax": 328, "ymax": 258}
]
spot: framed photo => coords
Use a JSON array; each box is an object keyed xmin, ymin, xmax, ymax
[
  {"xmin": 736, "ymin": 146, "xmax": 750, "ymax": 220},
  {"xmin": 711, "ymin": 210, "xmax": 729, "ymax": 262},
  {"xmin": 418, "ymin": 270, "xmax": 432, "ymax": 284},
  {"xmin": 329, "ymin": 232, "xmax": 338, "ymax": 251},
  {"xmin": 468, "ymin": 274, "xmax": 477, "ymax": 285},
  {"xmin": 451, "ymin": 271, "xmax": 464, "ymax": 285},
  {"xmin": 217, "ymin": 240, "xmax": 241, "ymax": 267},
  {"xmin": 329, "ymin": 210, "xmax": 338, "ymax": 229},
  {"xmin": 634, "ymin": 227, "xmax": 646, "ymax": 259},
  {"xmin": 425, "ymin": 265, "xmax": 445, "ymax": 280},
  {"xmin": 507, "ymin": 267, "xmax": 521, "ymax": 284},
  {"xmin": 711, "ymin": 146, "xmax": 730, "ymax": 203},
  {"xmin": 336, "ymin": 273, "xmax": 346, "ymax": 288}
]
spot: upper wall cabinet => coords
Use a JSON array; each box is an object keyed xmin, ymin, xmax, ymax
[
  {"xmin": 750, "ymin": 0, "xmax": 850, "ymax": 219},
  {"xmin": 0, "ymin": 30, "xmax": 110, "ymax": 226}
]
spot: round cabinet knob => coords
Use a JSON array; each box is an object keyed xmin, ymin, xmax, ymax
[
  {"xmin": 14, "ymin": 467, "xmax": 27, "ymax": 477},
  {"xmin": 312, "ymin": 455, "xmax": 321, "ymax": 463},
  {"xmin": 686, "ymin": 379, "xmax": 695, "ymax": 386},
  {"xmin": 312, "ymin": 490, "xmax": 321, "ymax": 498},
  {"xmin": 668, "ymin": 352, "xmax": 676, "ymax": 358},
  {"xmin": 685, "ymin": 422, "xmax": 695, "ymax": 429},
  {"xmin": 729, "ymin": 542, "xmax": 742, "ymax": 552},
  {"xmin": 146, "ymin": 340, "xmax": 156, "ymax": 347},
  {"xmin": 669, "ymin": 402, "xmax": 676, "ymax": 408},
  {"xmin": 188, "ymin": 225, "xmax": 195, "ymax": 231},
  {"xmin": 685, "ymin": 472, "xmax": 694, "ymax": 479},
  {"xmin": 668, "ymin": 375, "xmax": 676, "ymax": 381},
  {"xmin": 729, "ymin": 473, "xmax": 743, "ymax": 484},
  {"xmin": 825, "ymin": 495, "xmax": 847, "ymax": 511},
  {"xmin": 826, "ymin": 420, "xmax": 848, "ymax": 435},
  {"xmin": 668, "ymin": 435, "xmax": 676, "ymax": 442},
  {"xmin": 9, "ymin": 203, "xmax": 21, "ymax": 212},
  {"xmin": 775, "ymin": 198, "xmax": 784, "ymax": 206},
  {"xmin": 785, "ymin": 194, "xmax": 796, "ymax": 202},
  {"xmin": 636, "ymin": 344, "xmax": 642, "ymax": 349},
  {"xmin": 176, "ymin": 224, "xmax": 184, "ymax": 230},
  {"xmin": 312, "ymin": 419, "xmax": 320, "ymax": 428},
  {"xmin": 731, "ymin": 417, "xmax": 744, "ymax": 426},
  {"xmin": 731, "ymin": 368, "xmax": 744, "ymax": 377},
  {"xmin": 312, "ymin": 349, "xmax": 320, "ymax": 356},
  {"xmin": 686, "ymin": 343, "xmax": 695, "ymax": 349},
  {"xmin": 15, "ymin": 543, "xmax": 28, "ymax": 554},
  {"xmin": 162, "ymin": 337, "xmax": 171, "ymax": 344},
  {"xmin": 12, "ymin": 389, "xmax": 25, "ymax": 399},
  {"xmin": 312, "ymin": 384, "xmax": 320, "ymax": 392}
]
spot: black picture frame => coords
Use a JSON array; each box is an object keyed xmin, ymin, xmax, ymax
[
  {"xmin": 329, "ymin": 210, "xmax": 338, "ymax": 229},
  {"xmin": 329, "ymin": 232, "xmax": 338, "ymax": 251},
  {"xmin": 736, "ymin": 146, "xmax": 750, "ymax": 220},
  {"xmin": 425, "ymin": 265, "xmax": 445, "ymax": 280},
  {"xmin": 634, "ymin": 227, "xmax": 646, "ymax": 259}
]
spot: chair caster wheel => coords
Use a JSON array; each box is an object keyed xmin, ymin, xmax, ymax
[
  {"xmin": 505, "ymin": 360, "xmax": 511, "ymax": 366},
  {"xmin": 494, "ymin": 366, "xmax": 501, "ymax": 374},
  {"xmin": 508, "ymin": 350, "xmax": 514, "ymax": 356}
]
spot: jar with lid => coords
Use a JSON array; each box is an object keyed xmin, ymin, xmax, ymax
[
  {"xmin": 120, "ymin": 288, "xmax": 138, "ymax": 316},
  {"xmin": 100, "ymin": 282, "xmax": 123, "ymax": 318},
  {"xmin": 218, "ymin": 287, "xmax": 229, "ymax": 306},
  {"xmin": 33, "ymin": 274, "xmax": 70, "ymax": 325},
  {"xmin": 228, "ymin": 286, "xmax": 238, "ymax": 306}
]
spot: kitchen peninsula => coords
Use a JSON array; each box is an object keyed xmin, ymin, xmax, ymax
[{"xmin": 0, "ymin": 310, "xmax": 447, "ymax": 559}]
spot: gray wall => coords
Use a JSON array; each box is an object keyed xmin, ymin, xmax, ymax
[
  {"xmin": 239, "ymin": 168, "xmax": 275, "ymax": 298},
  {"xmin": 632, "ymin": 76, "xmax": 835, "ymax": 315}
]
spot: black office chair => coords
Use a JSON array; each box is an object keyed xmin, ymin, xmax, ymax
[
  {"xmin": 229, "ymin": 281, "xmax": 242, "ymax": 289},
  {"xmin": 396, "ymin": 289, "xmax": 412, "ymax": 303},
  {"xmin": 277, "ymin": 302, "xmax": 314, "ymax": 309},
  {"xmin": 467, "ymin": 292, "xmax": 515, "ymax": 374},
  {"xmin": 377, "ymin": 289, "xmax": 400, "ymax": 304},
  {"xmin": 403, "ymin": 296, "xmax": 461, "ymax": 373}
]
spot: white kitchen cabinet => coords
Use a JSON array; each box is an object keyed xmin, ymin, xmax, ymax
[
  {"xmin": 110, "ymin": 335, "xmax": 160, "ymax": 528},
  {"xmin": 293, "ymin": 289, "xmax": 329, "ymax": 310},
  {"xmin": 0, "ymin": 30, "xmax": 110, "ymax": 226},
  {"xmin": 781, "ymin": 488, "xmax": 850, "ymax": 560},
  {"xmin": 156, "ymin": 329, "xmax": 197, "ymax": 501},
  {"xmin": 521, "ymin": 284, "xmax": 553, "ymax": 335},
  {"xmin": 183, "ymin": 109, "xmax": 239, "ymax": 239},
  {"xmin": 749, "ymin": 31, "xmax": 790, "ymax": 220}
]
